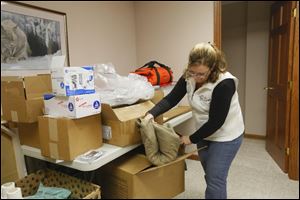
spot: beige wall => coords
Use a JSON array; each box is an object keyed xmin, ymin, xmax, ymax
[
  {"xmin": 3, "ymin": 1, "xmax": 213, "ymax": 78},
  {"xmin": 135, "ymin": 1, "xmax": 214, "ymax": 81},
  {"xmin": 9, "ymin": 1, "xmax": 138, "ymax": 76},
  {"xmin": 1, "ymin": 1, "xmax": 214, "ymax": 118},
  {"xmin": 222, "ymin": 2, "xmax": 247, "ymax": 117},
  {"xmin": 245, "ymin": 2, "xmax": 270, "ymax": 136}
]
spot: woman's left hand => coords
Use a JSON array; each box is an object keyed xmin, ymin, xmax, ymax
[{"xmin": 180, "ymin": 135, "xmax": 192, "ymax": 145}]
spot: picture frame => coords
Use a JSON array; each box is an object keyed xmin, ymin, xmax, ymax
[{"xmin": 1, "ymin": 1, "xmax": 69, "ymax": 71}]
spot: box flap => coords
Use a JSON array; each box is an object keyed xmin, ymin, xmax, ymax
[
  {"xmin": 23, "ymin": 74, "xmax": 51, "ymax": 99},
  {"xmin": 1, "ymin": 76, "xmax": 24, "ymax": 82},
  {"xmin": 163, "ymin": 106, "xmax": 192, "ymax": 122},
  {"xmin": 102, "ymin": 101, "xmax": 154, "ymax": 122},
  {"xmin": 101, "ymin": 104, "xmax": 119, "ymax": 120},
  {"xmin": 151, "ymin": 89, "xmax": 164, "ymax": 104},
  {"xmin": 2, "ymin": 75, "xmax": 51, "ymax": 100},
  {"xmin": 113, "ymin": 101, "xmax": 155, "ymax": 122},
  {"xmin": 1, "ymin": 77, "xmax": 26, "ymax": 100},
  {"xmin": 117, "ymin": 154, "xmax": 153, "ymax": 175},
  {"xmin": 140, "ymin": 146, "xmax": 207, "ymax": 173}
]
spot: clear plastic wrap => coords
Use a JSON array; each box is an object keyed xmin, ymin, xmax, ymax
[{"xmin": 94, "ymin": 63, "xmax": 154, "ymax": 107}]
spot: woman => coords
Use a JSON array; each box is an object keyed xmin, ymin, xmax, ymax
[{"xmin": 144, "ymin": 42, "xmax": 244, "ymax": 199}]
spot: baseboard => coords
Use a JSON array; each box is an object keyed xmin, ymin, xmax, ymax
[{"xmin": 244, "ymin": 133, "xmax": 266, "ymax": 140}]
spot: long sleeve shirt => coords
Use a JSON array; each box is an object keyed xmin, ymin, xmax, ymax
[{"xmin": 148, "ymin": 76, "xmax": 236, "ymax": 144}]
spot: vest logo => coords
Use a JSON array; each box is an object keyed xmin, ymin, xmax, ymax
[{"xmin": 199, "ymin": 95, "xmax": 211, "ymax": 102}]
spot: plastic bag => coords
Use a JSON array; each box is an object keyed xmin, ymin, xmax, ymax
[{"xmin": 94, "ymin": 63, "xmax": 154, "ymax": 107}]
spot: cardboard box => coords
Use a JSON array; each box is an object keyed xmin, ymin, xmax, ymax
[
  {"xmin": 151, "ymin": 89, "xmax": 164, "ymax": 124},
  {"xmin": 100, "ymin": 152, "xmax": 187, "ymax": 199},
  {"xmin": 18, "ymin": 122, "xmax": 40, "ymax": 149},
  {"xmin": 1, "ymin": 131, "xmax": 19, "ymax": 184},
  {"xmin": 163, "ymin": 106, "xmax": 192, "ymax": 122},
  {"xmin": 151, "ymin": 89, "xmax": 192, "ymax": 124},
  {"xmin": 44, "ymin": 93, "xmax": 101, "ymax": 118},
  {"xmin": 51, "ymin": 66, "xmax": 95, "ymax": 96},
  {"xmin": 1, "ymin": 74, "xmax": 52, "ymax": 123},
  {"xmin": 151, "ymin": 89, "xmax": 164, "ymax": 104},
  {"xmin": 101, "ymin": 100, "xmax": 154, "ymax": 147},
  {"xmin": 38, "ymin": 115, "xmax": 103, "ymax": 161}
]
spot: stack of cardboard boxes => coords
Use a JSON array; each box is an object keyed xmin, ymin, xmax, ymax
[
  {"xmin": 1, "ymin": 66, "xmax": 103, "ymax": 161},
  {"xmin": 2, "ymin": 74, "xmax": 53, "ymax": 150},
  {"xmin": 39, "ymin": 66, "xmax": 102, "ymax": 161}
]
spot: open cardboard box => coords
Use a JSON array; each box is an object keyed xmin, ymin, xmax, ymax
[
  {"xmin": 101, "ymin": 100, "xmax": 155, "ymax": 147},
  {"xmin": 99, "ymin": 147, "xmax": 196, "ymax": 199},
  {"xmin": 1, "ymin": 74, "xmax": 52, "ymax": 123}
]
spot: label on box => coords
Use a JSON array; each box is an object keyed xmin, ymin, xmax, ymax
[
  {"xmin": 51, "ymin": 66, "xmax": 95, "ymax": 96},
  {"xmin": 102, "ymin": 125, "xmax": 112, "ymax": 140},
  {"xmin": 44, "ymin": 93, "xmax": 101, "ymax": 118}
]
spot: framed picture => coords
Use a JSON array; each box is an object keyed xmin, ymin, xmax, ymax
[{"xmin": 1, "ymin": 1, "xmax": 69, "ymax": 71}]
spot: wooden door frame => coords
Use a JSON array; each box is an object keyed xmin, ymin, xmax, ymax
[
  {"xmin": 215, "ymin": 1, "xmax": 299, "ymax": 180},
  {"xmin": 288, "ymin": 1, "xmax": 299, "ymax": 180},
  {"xmin": 214, "ymin": 1, "xmax": 222, "ymax": 50}
]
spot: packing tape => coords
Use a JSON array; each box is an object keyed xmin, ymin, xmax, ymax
[
  {"xmin": 49, "ymin": 142, "xmax": 59, "ymax": 159},
  {"xmin": 11, "ymin": 111, "xmax": 18, "ymax": 122},
  {"xmin": 49, "ymin": 118, "xmax": 58, "ymax": 142}
]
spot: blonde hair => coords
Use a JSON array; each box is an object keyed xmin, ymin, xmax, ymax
[{"xmin": 184, "ymin": 42, "xmax": 227, "ymax": 83}]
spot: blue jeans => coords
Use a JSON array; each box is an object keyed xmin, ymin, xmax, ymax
[{"xmin": 197, "ymin": 134, "xmax": 243, "ymax": 199}]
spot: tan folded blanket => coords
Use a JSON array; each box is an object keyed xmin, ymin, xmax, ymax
[{"xmin": 137, "ymin": 118, "xmax": 180, "ymax": 166}]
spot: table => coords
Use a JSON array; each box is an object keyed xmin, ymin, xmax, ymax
[
  {"xmin": 20, "ymin": 111, "xmax": 193, "ymax": 172},
  {"xmin": 21, "ymin": 143, "xmax": 140, "ymax": 171}
]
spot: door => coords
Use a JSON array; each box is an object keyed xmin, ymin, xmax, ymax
[{"xmin": 265, "ymin": 1, "xmax": 296, "ymax": 172}]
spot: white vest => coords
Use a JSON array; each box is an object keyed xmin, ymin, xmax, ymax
[{"xmin": 186, "ymin": 72, "xmax": 244, "ymax": 142}]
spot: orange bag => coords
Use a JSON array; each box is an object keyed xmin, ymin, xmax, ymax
[{"xmin": 133, "ymin": 61, "xmax": 173, "ymax": 86}]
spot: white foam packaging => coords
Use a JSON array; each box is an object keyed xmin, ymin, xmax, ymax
[
  {"xmin": 44, "ymin": 93, "xmax": 101, "ymax": 119},
  {"xmin": 51, "ymin": 66, "xmax": 95, "ymax": 96}
]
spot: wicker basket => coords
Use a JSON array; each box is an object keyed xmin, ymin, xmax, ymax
[{"xmin": 15, "ymin": 169, "xmax": 100, "ymax": 199}]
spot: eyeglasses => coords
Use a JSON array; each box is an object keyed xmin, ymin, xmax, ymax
[{"xmin": 187, "ymin": 70, "xmax": 210, "ymax": 78}]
